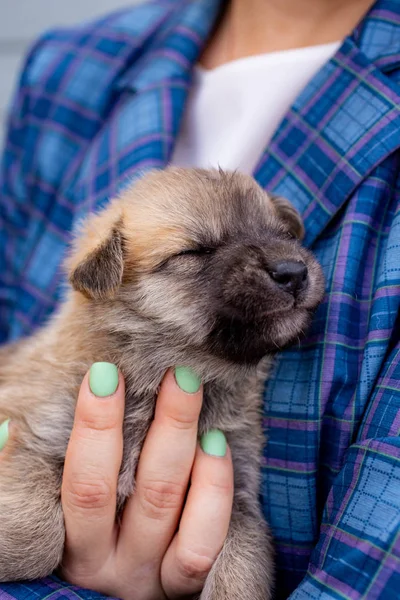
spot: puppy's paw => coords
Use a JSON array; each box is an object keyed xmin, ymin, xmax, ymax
[
  {"xmin": 0, "ymin": 497, "xmax": 65, "ymax": 581},
  {"xmin": 199, "ymin": 514, "xmax": 274, "ymax": 600},
  {"xmin": 200, "ymin": 569, "xmax": 272, "ymax": 600},
  {"xmin": 0, "ymin": 437, "xmax": 65, "ymax": 581}
]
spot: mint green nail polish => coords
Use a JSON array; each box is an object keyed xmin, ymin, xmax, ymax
[
  {"xmin": 89, "ymin": 362, "xmax": 119, "ymax": 397},
  {"xmin": 174, "ymin": 366, "xmax": 201, "ymax": 394},
  {"xmin": 0, "ymin": 419, "xmax": 10, "ymax": 452},
  {"xmin": 201, "ymin": 429, "xmax": 227, "ymax": 457}
]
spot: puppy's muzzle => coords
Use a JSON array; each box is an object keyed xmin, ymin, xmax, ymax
[
  {"xmin": 206, "ymin": 234, "xmax": 325, "ymax": 364},
  {"xmin": 218, "ymin": 241, "xmax": 314, "ymax": 318}
]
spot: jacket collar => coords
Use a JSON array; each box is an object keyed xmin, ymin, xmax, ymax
[
  {"xmin": 353, "ymin": 0, "xmax": 400, "ymax": 72},
  {"xmin": 115, "ymin": 0, "xmax": 224, "ymax": 92},
  {"xmin": 254, "ymin": 32, "xmax": 400, "ymax": 246}
]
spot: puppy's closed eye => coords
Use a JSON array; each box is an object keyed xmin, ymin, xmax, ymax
[
  {"xmin": 154, "ymin": 245, "xmax": 217, "ymax": 273},
  {"xmin": 176, "ymin": 246, "xmax": 217, "ymax": 257}
]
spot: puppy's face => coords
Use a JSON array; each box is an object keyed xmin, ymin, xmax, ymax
[{"xmin": 68, "ymin": 168, "xmax": 324, "ymax": 364}]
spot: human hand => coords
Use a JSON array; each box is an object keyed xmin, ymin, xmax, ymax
[{"xmin": 60, "ymin": 364, "xmax": 234, "ymax": 599}]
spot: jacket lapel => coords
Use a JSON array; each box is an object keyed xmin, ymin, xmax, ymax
[
  {"xmin": 69, "ymin": 0, "xmax": 223, "ymax": 216},
  {"xmin": 254, "ymin": 0, "xmax": 400, "ymax": 247}
]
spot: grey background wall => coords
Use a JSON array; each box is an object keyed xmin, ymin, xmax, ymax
[{"xmin": 0, "ymin": 0, "xmax": 141, "ymax": 147}]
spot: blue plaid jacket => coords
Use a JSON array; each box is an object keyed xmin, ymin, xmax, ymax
[{"xmin": 1, "ymin": 1, "xmax": 400, "ymax": 598}]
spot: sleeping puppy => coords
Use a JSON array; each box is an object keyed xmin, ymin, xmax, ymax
[{"xmin": 0, "ymin": 168, "xmax": 324, "ymax": 598}]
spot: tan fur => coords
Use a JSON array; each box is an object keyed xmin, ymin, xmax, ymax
[{"xmin": 0, "ymin": 168, "xmax": 325, "ymax": 596}]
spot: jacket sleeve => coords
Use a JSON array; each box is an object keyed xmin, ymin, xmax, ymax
[
  {"xmin": 289, "ymin": 339, "xmax": 400, "ymax": 599},
  {"xmin": 0, "ymin": 37, "xmax": 50, "ymax": 342},
  {"xmin": 0, "ymin": 575, "xmax": 115, "ymax": 599}
]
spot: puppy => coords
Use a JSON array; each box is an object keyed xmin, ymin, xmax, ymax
[{"xmin": 0, "ymin": 168, "xmax": 324, "ymax": 598}]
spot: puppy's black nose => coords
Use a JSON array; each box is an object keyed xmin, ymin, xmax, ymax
[{"xmin": 269, "ymin": 261, "xmax": 308, "ymax": 296}]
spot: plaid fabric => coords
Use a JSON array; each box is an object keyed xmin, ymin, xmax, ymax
[
  {"xmin": 0, "ymin": 576, "xmax": 119, "ymax": 600},
  {"xmin": 1, "ymin": 0, "xmax": 400, "ymax": 598}
]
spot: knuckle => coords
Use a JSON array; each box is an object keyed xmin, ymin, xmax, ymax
[
  {"xmin": 140, "ymin": 479, "xmax": 185, "ymax": 519},
  {"xmin": 162, "ymin": 411, "xmax": 198, "ymax": 431},
  {"xmin": 77, "ymin": 413, "xmax": 120, "ymax": 433},
  {"xmin": 66, "ymin": 476, "xmax": 113, "ymax": 512},
  {"xmin": 205, "ymin": 476, "xmax": 233, "ymax": 497},
  {"xmin": 175, "ymin": 547, "xmax": 214, "ymax": 581}
]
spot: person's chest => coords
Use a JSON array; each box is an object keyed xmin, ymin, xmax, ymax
[{"xmin": 11, "ymin": 57, "xmax": 400, "ymax": 484}]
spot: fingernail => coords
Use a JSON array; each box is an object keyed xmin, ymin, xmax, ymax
[
  {"xmin": 0, "ymin": 419, "xmax": 10, "ymax": 452},
  {"xmin": 174, "ymin": 366, "xmax": 201, "ymax": 394},
  {"xmin": 89, "ymin": 362, "xmax": 119, "ymax": 397},
  {"xmin": 201, "ymin": 429, "xmax": 227, "ymax": 457}
]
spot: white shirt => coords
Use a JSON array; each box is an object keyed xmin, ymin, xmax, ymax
[{"xmin": 171, "ymin": 42, "xmax": 340, "ymax": 175}]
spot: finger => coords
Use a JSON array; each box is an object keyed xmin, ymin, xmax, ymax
[
  {"xmin": 61, "ymin": 362, "xmax": 124, "ymax": 574},
  {"xmin": 117, "ymin": 367, "xmax": 202, "ymax": 578},
  {"xmin": 0, "ymin": 419, "xmax": 21, "ymax": 465},
  {"xmin": 162, "ymin": 431, "xmax": 234, "ymax": 598},
  {"xmin": 0, "ymin": 419, "xmax": 10, "ymax": 453}
]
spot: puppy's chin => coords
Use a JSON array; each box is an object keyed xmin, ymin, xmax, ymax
[{"xmin": 206, "ymin": 309, "xmax": 314, "ymax": 365}]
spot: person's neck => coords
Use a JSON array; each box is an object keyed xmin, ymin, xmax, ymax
[{"xmin": 201, "ymin": 0, "xmax": 374, "ymax": 69}]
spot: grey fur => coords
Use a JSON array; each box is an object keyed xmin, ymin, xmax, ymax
[{"xmin": 0, "ymin": 168, "xmax": 325, "ymax": 598}]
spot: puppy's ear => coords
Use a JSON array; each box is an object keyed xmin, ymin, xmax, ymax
[
  {"xmin": 67, "ymin": 207, "xmax": 125, "ymax": 300},
  {"xmin": 271, "ymin": 195, "xmax": 305, "ymax": 241}
]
